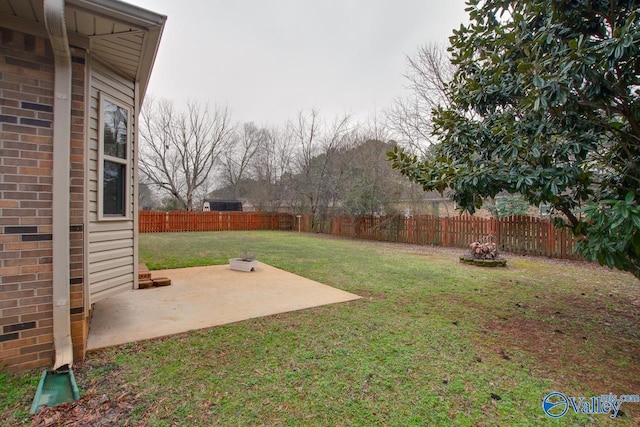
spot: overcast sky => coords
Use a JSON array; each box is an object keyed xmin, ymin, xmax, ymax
[{"xmin": 126, "ymin": 0, "xmax": 469, "ymax": 126}]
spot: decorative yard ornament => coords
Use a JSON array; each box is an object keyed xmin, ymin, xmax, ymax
[{"xmin": 461, "ymin": 235, "xmax": 506, "ymax": 267}]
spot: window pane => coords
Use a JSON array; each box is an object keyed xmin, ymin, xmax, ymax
[
  {"xmin": 103, "ymin": 100, "xmax": 128, "ymax": 159},
  {"xmin": 103, "ymin": 160, "xmax": 126, "ymax": 216}
]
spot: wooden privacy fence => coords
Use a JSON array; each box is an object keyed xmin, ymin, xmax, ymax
[
  {"xmin": 139, "ymin": 211, "xmax": 581, "ymax": 260},
  {"xmin": 139, "ymin": 211, "xmax": 295, "ymax": 233},
  {"xmin": 329, "ymin": 214, "xmax": 580, "ymax": 259}
]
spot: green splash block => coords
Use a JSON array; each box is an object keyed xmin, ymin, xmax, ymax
[{"xmin": 30, "ymin": 369, "xmax": 80, "ymax": 414}]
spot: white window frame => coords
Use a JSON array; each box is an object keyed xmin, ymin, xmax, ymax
[{"xmin": 98, "ymin": 93, "xmax": 132, "ymax": 220}]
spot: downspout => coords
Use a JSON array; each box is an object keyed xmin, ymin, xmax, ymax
[{"xmin": 44, "ymin": 0, "xmax": 73, "ymax": 371}]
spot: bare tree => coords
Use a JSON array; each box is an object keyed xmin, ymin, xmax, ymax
[
  {"xmin": 139, "ymin": 98, "xmax": 234, "ymax": 211},
  {"xmin": 137, "ymin": 179, "xmax": 158, "ymax": 210},
  {"xmin": 219, "ymin": 122, "xmax": 265, "ymax": 199},
  {"xmin": 387, "ymin": 42, "xmax": 454, "ymax": 157},
  {"xmin": 291, "ymin": 110, "xmax": 353, "ymax": 224},
  {"xmin": 250, "ymin": 126, "xmax": 295, "ymax": 212},
  {"xmin": 360, "ymin": 108, "xmax": 393, "ymax": 143}
]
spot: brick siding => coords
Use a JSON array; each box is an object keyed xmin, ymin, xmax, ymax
[{"xmin": 1, "ymin": 28, "xmax": 87, "ymax": 372}]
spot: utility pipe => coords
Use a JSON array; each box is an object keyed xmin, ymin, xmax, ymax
[{"xmin": 44, "ymin": 0, "xmax": 73, "ymax": 371}]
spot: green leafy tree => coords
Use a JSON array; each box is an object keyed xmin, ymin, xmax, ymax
[{"xmin": 389, "ymin": 0, "xmax": 640, "ymax": 278}]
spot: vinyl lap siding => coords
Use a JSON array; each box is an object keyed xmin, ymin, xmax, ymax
[{"xmin": 87, "ymin": 61, "xmax": 136, "ymax": 303}]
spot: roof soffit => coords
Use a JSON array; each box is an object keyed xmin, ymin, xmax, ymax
[{"xmin": 0, "ymin": 0, "xmax": 165, "ymax": 97}]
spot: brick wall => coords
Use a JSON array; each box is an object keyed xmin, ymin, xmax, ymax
[{"xmin": 0, "ymin": 28, "xmax": 87, "ymax": 372}]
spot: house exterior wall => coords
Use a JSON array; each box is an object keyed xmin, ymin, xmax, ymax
[
  {"xmin": 0, "ymin": 28, "xmax": 87, "ymax": 371},
  {"xmin": 395, "ymin": 199, "xmax": 547, "ymax": 219},
  {"xmin": 87, "ymin": 61, "xmax": 137, "ymax": 304},
  {"xmin": 392, "ymin": 200, "xmax": 457, "ymax": 218}
]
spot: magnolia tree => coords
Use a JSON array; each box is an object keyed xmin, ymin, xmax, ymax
[{"xmin": 389, "ymin": 0, "xmax": 640, "ymax": 278}]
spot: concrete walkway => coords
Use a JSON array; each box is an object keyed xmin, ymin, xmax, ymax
[{"xmin": 87, "ymin": 262, "xmax": 361, "ymax": 350}]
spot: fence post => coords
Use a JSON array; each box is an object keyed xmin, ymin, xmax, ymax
[
  {"xmin": 492, "ymin": 217, "xmax": 498, "ymax": 250},
  {"xmin": 547, "ymin": 220, "xmax": 555, "ymax": 257},
  {"xmin": 441, "ymin": 217, "xmax": 448, "ymax": 247}
]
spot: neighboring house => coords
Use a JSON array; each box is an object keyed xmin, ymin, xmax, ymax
[
  {"xmin": 0, "ymin": 0, "xmax": 165, "ymax": 371},
  {"xmin": 240, "ymin": 200, "xmax": 256, "ymax": 212},
  {"xmin": 395, "ymin": 190, "xmax": 549, "ymax": 219},
  {"xmin": 202, "ymin": 199, "xmax": 243, "ymax": 212},
  {"xmin": 391, "ymin": 191, "xmax": 456, "ymax": 218}
]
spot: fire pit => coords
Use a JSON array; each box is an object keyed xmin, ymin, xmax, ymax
[{"xmin": 459, "ymin": 235, "xmax": 507, "ymax": 267}]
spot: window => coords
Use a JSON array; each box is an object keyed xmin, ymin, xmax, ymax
[
  {"xmin": 540, "ymin": 203, "xmax": 552, "ymax": 216},
  {"xmin": 100, "ymin": 96, "xmax": 130, "ymax": 218}
]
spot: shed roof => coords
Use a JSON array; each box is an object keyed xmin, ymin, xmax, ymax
[
  {"xmin": 204, "ymin": 199, "xmax": 244, "ymax": 204},
  {"xmin": 0, "ymin": 0, "xmax": 166, "ymax": 99}
]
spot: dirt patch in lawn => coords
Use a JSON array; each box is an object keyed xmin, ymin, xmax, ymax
[
  {"xmin": 344, "ymin": 237, "xmax": 640, "ymax": 391},
  {"xmin": 352, "ymin": 289, "xmax": 387, "ymax": 300},
  {"xmin": 483, "ymin": 289, "xmax": 640, "ymax": 421}
]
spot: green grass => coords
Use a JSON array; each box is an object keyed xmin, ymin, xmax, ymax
[
  {"xmin": 0, "ymin": 370, "xmax": 39, "ymax": 425},
  {"xmin": 3, "ymin": 231, "xmax": 639, "ymax": 426}
]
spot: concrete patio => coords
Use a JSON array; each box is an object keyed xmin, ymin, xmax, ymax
[{"xmin": 87, "ymin": 262, "xmax": 361, "ymax": 350}]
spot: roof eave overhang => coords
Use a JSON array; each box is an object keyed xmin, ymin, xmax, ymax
[
  {"xmin": 67, "ymin": 0, "xmax": 166, "ymax": 28},
  {"xmin": 0, "ymin": 13, "xmax": 90, "ymax": 49},
  {"xmin": 0, "ymin": 0, "xmax": 166, "ymax": 102},
  {"xmin": 67, "ymin": 0, "xmax": 166, "ymax": 101}
]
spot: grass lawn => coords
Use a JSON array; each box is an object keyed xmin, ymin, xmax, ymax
[{"xmin": 2, "ymin": 231, "xmax": 639, "ymax": 426}]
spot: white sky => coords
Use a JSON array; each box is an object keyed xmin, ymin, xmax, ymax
[{"xmin": 126, "ymin": 0, "xmax": 469, "ymax": 126}]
